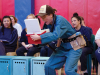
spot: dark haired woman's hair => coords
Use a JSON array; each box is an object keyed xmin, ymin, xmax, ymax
[
  {"xmin": 0, "ymin": 19, "xmax": 1, "ymax": 26},
  {"xmin": 0, "ymin": 19, "xmax": 3, "ymax": 26},
  {"xmin": 71, "ymin": 12, "xmax": 82, "ymax": 24},
  {"xmin": 73, "ymin": 13, "xmax": 78, "ymax": 17},
  {"xmin": 2, "ymin": 16, "xmax": 14, "ymax": 35},
  {"xmin": 47, "ymin": 8, "xmax": 57, "ymax": 15},
  {"xmin": 46, "ymin": 5, "xmax": 57, "ymax": 15},
  {"xmin": 80, "ymin": 16, "xmax": 84, "ymax": 20},
  {"xmin": 0, "ymin": 19, "xmax": 1, "ymax": 22}
]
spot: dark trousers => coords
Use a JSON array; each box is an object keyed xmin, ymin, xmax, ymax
[
  {"xmin": 80, "ymin": 46, "xmax": 93, "ymax": 71},
  {"xmin": 0, "ymin": 42, "xmax": 15, "ymax": 55},
  {"xmin": 5, "ymin": 46, "xmax": 16, "ymax": 52},
  {"xmin": 16, "ymin": 46, "xmax": 40, "ymax": 56},
  {"xmin": 0, "ymin": 42, "xmax": 6, "ymax": 55},
  {"xmin": 40, "ymin": 46, "xmax": 53, "ymax": 57},
  {"xmin": 40, "ymin": 42, "xmax": 56, "ymax": 57},
  {"xmin": 95, "ymin": 47, "xmax": 100, "ymax": 63}
]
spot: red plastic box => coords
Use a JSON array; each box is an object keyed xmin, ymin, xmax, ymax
[{"xmin": 26, "ymin": 31, "xmax": 46, "ymax": 44}]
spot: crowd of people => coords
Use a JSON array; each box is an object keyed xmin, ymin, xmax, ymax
[{"xmin": 0, "ymin": 5, "xmax": 100, "ymax": 75}]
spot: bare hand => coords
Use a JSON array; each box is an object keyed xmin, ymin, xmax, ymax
[
  {"xmin": 27, "ymin": 44, "xmax": 33, "ymax": 48},
  {"xmin": 30, "ymin": 33, "xmax": 41, "ymax": 41},
  {"xmin": 24, "ymin": 44, "xmax": 33, "ymax": 50},
  {"xmin": 0, "ymin": 40, "xmax": 2, "ymax": 42},
  {"xmin": 24, "ymin": 45, "xmax": 29, "ymax": 50}
]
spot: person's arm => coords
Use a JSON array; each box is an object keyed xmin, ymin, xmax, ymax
[
  {"xmin": 83, "ymin": 27, "xmax": 92, "ymax": 42},
  {"xmin": 31, "ymin": 16, "xmax": 71, "ymax": 44},
  {"xmin": 9, "ymin": 29, "xmax": 18, "ymax": 45},
  {"xmin": 17, "ymin": 24, "xmax": 22, "ymax": 39},
  {"xmin": 95, "ymin": 28, "xmax": 100, "ymax": 47},
  {"xmin": 21, "ymin": 42, "xmax": 26, "ymax": 47},
  {"xmin": 21, "ymin": 29, "xmax": 33, "ymax": 49},
  {"xmin": 40, "ymin": 18, "xmax": 71, "ymax": 44},
  {"xmin": 21, "ymin": 42, "xmax": 28, "ymax": 50},
  {"xmin": 95, "ymin": 39, "xmax": 100, "ymax": 47},
  {"xmin": 0, "ymin": 40, "xmax": 2, "ymax": 42}
]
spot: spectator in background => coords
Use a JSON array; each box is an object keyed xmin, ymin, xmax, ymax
[
  {"xmin": 0, "ymin": 19, "xmax": 2, "ymax": 28},
  {"xmin": 80, "ymin": 16, "xmax": 86, "ymax": 27},
  {"xmin": 40, "ymin": 42, "xmax": 56, "ymax": 57},
  {"xmin": 0, "ymin": 16, "xmax": 18, "ymax": 55},
  {"xmin": 71, "ymin": 13, "xmax": 93, "ymax": 75},
  {"xmin": 16, "ymin": 14, "xmax": 40, "ymax": 56},
  {"xmin": 80, "ymin": 15, "xmax": 93, "ymax": 34},
  {"xmin": 10, "ymin": 15, "xmax": 22, "ymax": 39},
  {"xmin": 40, "ymin": 24, "xmax": 57, "ymax": 57},
  {"xmin": 95, "ymin": 28, "xmax": 100, "ymax": 64}
]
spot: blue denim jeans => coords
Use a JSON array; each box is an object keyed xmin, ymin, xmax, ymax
[{"xmin": 44, "ymin": 48, "xmax": 82, "ymax": 75}]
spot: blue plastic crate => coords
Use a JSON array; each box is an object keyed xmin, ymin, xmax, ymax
[
  {"xmin": 0, "ymin": 56, "xmax": 16, "ymax": 75},
  {"xmin": 31, "ymin": 57, "xmax": 49, "ymax": 75},
  {"xmin": 12, "ymin": 56, "xmax": 34, "ymax": 75}
]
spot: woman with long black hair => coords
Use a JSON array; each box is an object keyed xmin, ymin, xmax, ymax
[{"xmin": 0, "ymin": 16, "xmax": 18, "ymax": 55}]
